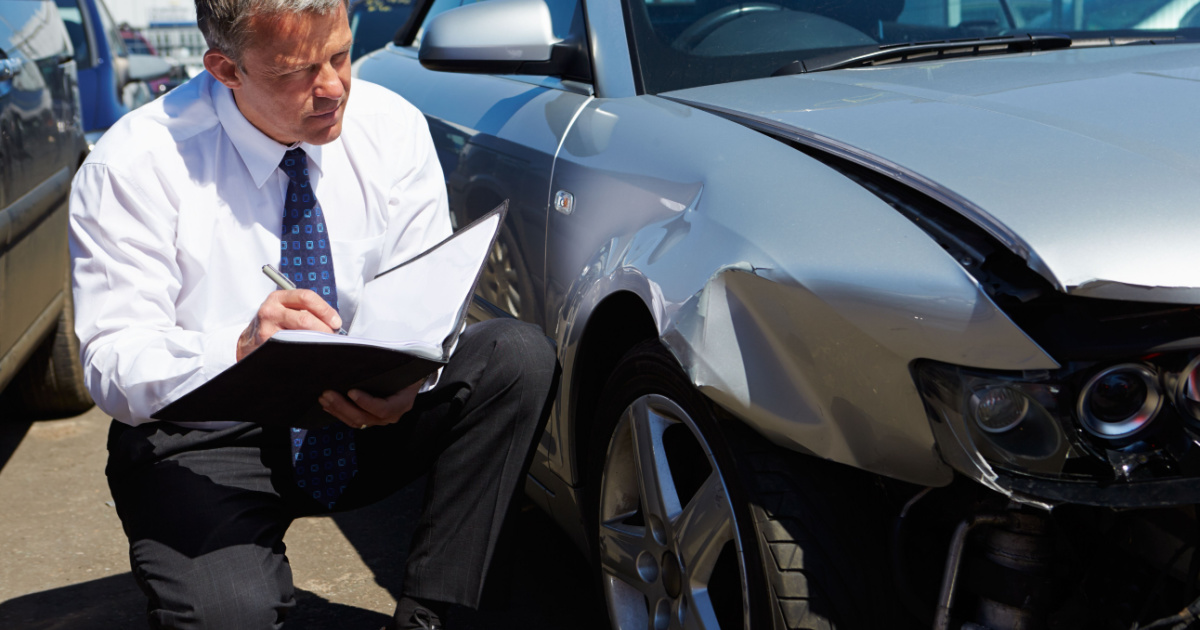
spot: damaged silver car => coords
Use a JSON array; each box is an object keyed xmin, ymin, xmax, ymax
[{"xmin": 354, "ymin": 0, "xmax": 1200, "ymax": 626}]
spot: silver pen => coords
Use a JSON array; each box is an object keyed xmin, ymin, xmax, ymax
[{"xmin": 261, "ymin": 264, "xmax": 348, "ymax": 335}]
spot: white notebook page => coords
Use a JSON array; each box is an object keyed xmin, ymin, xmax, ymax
[{"xmin": 348, "ymin": 211, "xmax": 501, "ymax": 346}]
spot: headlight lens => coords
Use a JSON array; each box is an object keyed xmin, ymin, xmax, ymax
[
  {"xmin": 915, "ymin": 352, "xmax": 1200, "ymax": 487},
  {"xmin": 972, "ymin": 386, "xmax": 1030, "ymax": 434},
  {"xmin": 1174, "ymin": 355, "xmax": 1200, "ymax": 422},
  {"xmin": 916, "ymin": 363, "xmax": 1070, "ymax": 478},
  {"xmin": 1077, "ymin": 364, "xmax": 1161, "ymax": 439}
]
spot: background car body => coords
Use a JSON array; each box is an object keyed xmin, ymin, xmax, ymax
[
  {"xmin": 54, "ymin": 0, "xmax": 168, "ymax": 146},
  {"xmin": 0, "ymin": 0, "xmax": 92, "ymax": 417},
  {"xmin": 356, "ymin": 0, "xmax": 1200, "ymax": 626},
  {"xmin": 119, "ymin": 28, "xmax": 186, "ymax": 96}
]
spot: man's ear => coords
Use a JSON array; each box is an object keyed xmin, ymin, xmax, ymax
[{"xmin": 204, "ymin": 49, "xmax": 242, "ymax": 89}]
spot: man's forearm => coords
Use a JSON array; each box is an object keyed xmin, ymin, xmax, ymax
[{"xmin": 79, "ymin": 322, "xmax": 244, "ymax": 425}]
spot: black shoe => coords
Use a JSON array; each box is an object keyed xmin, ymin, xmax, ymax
[
  {"xmin": 389, "ymin": 596, "xmax": 446, "ymax": 630},
  {"xmin": 398, "ymin": 608, "xmax": 441, "ymax": 630}
]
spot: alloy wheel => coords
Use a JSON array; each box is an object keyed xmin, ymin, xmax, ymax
[
  {"xmin": 597, "ymin": 394, "xmax": 750, "ymax": 630},
  {"xmin": 480, "ymin": 236, "xmax": 522, "ymax": 318}
]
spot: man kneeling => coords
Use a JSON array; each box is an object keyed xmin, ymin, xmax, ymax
[{"xmin": 69, "ymin": 0, "xmax": 557, "ymax": 627}]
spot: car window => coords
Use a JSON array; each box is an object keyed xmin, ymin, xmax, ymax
[
  {"xmin": 0, "ymin": 0, "xmax": 40, "ymax": 58},
  {"xmin": 0, "ymin": 0, "xmax": 72, "ymax": 63},
  {"xmin": 542, "ymin": 0, "xmax": 581, "ymax": 37},
  {"xmin": 53, "ymin": 0, "xmax": 91, "ymax": 69},
  {"xmin": 350, "ymin": 0, "xmax": 417, "ymax": 59},
  {"xmin": 626, "ymin": 0, "xmax": 1200, "ymax": 93},
  {"xmin": 93, "ymin": 0, "xmax": 124, "ymax": 58},
  {"xmin": 0, "ymin": 0, "xmax": 73, "ymax": 196}
]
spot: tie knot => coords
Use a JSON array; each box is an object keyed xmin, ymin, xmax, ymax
[{"xmin": 280, "ymin": 148, "xmax": 308, "ymax": 182}]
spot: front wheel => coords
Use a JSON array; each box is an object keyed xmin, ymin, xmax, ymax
[
  {"xmin": 589, "ymin": 340, "xmax": 904, "ymax": 630},
  {"xmin": 7, "ymin": 274, "xmax": 94, "ymax": 419}
]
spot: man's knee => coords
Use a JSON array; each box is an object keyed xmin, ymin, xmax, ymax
[
  {"xmin": 480, "ymin": 319, "xmax": 558, "ymax": 405},
  {"xmin": 133, "ymin": 542, "xmax": 293, "ymax": 630},
  {"xmin": 493, "ymin": 319, "xmax": 556, "ymax": 371}
]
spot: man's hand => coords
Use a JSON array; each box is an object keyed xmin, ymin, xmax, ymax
[
  {"xmin": 319, "ymin": 379, "xmax": 425, "ymax": 429},
  {"xmin": 236, "ymin": 289, "xmax": 343, "ymax": 361}
]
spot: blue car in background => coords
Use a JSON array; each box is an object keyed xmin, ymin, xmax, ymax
[{"xmin": 54, "ymin": 0, "xmax": 169, "ymax": 146}]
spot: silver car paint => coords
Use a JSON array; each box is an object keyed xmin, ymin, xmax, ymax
[
  {"xmin": 356, "ymin": 45, "xmax": 596, "ymax": 520},
  {"xmin": 418, "ymin": 0, "xmax": 559, "ymax": 64},
  {"xmin": 580, "ymin": 0, "xmax": 638, "ymax": 98},
  {"xmin": 545, "ymin": 93, "xmax": 1056, "ymax": 492},
  {"xmin": 356, "ymin": 15, "xmax": 1200, "ymax": 531},
  {"xmin": 665, "ymin": 44, "xmax": 1200, "ymax": 303}
]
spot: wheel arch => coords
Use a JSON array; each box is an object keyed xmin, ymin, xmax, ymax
[{"xmin": 566, "ymin": 290, "xmax": 658, "ymax": 489}]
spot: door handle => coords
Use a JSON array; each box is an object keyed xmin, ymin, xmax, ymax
[{"xmin": 0, "ymin": 58, "xmax": 24, "ymax": 81}]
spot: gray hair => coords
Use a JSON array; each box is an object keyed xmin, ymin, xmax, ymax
[{"xmin": 195, "ymin": 0, "xmax": 345, "ymax": 62}]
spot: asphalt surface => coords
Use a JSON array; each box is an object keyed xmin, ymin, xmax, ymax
[{"xmin": 0, "ymin": 405, "xmax": 610, "ymax": 629}]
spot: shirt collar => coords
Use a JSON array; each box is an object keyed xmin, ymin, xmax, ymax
[{"xmin": 211, "ymin": 80, "xmax": 330, "ymax": 189}]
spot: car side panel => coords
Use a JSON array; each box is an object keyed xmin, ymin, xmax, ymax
[
  {"xmin": 356, "ymin": 47, "xmax": 591, "ymax": 493},
  {"xmin": 357, "ymin": 46, "xmax": 590, "ymax": 328},
  {"xmin": 546, "ymin": 94, "xmax": 1056, "ymax": 489}
]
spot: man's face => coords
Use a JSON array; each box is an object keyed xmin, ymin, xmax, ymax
[{"xmin": 208, "ymin": 3, "xmax": 353, "ymax": 146}]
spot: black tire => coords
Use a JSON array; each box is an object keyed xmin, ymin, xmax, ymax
[
  {"xmin": 8, "ymin": 277, "xmax": 94, "ymax": 419},
  {"xmin": 587, "ymin": 340, "xmax": 903, "ymax": 630}
]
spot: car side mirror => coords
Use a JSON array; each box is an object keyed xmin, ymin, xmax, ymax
[{"xmin": 418, "ymin": 0, "xmax": 580, "ymax": 78}]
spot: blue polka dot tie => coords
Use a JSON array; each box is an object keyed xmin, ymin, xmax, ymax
[{"xmin": 279, "ymin": 147, "xmax": 357, "ymax": 509}]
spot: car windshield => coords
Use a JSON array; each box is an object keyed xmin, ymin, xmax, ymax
[
  {"xmin": 624, "ymin": 0, "xmax": 1200, "ymax": 92},
  {"xmin": 54, "ymin": 0, "xmax": 91, "ymax": 68}
]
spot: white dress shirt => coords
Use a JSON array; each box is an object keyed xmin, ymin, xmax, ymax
[{"xmin": 69, "ymin": 71, "xmax": 451, "ymax": 427}]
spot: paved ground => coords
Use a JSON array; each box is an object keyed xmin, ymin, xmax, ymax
[{"xmin": 0, "ymin": 406, "xmax": 610, "ymax": 629}]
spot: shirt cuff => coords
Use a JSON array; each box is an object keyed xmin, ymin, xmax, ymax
[{"xmin": 203, "ymin": 320, "xmax": 246, "ymax": 382}]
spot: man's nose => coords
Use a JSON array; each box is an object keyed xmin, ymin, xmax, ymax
[{"xmin": 314, "ymin": 63, "xmax": 344, "ymax": 101}]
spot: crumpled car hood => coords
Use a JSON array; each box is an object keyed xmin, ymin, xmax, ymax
[{"xmin": 665, "ymin": 44, "xmax": 1200, "ymax": 303}]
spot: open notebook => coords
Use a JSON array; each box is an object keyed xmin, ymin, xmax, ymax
[{"xmin": 152, "ymin": 202, "xmax": 507, "ymax": 428}]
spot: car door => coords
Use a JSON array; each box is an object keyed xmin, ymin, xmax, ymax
[
  {"xmin": 0, "ymin": 0, "xmax": 78, "ymax": 388},
  {"xmin": 354, "ymin": 0, "xmax": 594, "ymax": 502},
  {"xmin": 355, "ymin": 0, "xmax": 593, "ymax": 327}
]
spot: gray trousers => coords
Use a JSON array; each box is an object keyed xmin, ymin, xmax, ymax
[{"xmin": 104, "ymin": 319, "xmax": 558, "ymax": 629}]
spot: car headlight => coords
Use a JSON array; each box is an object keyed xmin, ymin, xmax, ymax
[
  {"xmin": 1173, "ymin": 355, "xmax": 1200, "ymax": 423},
  {"xmin": 914, "ymin": 351, "xmax": 1200, "ymax": 492},
  {"xmin": 1077, "ymin": 363, "xmax": 1162, "ymax": 439},
  {"xmin": 916, "ymin": 362, "xmax": 1071, "ymax": 481}
]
